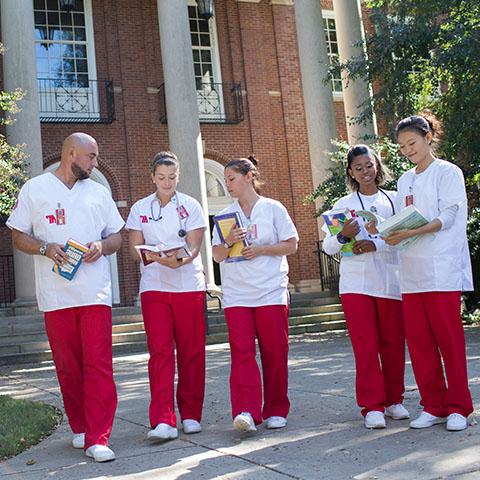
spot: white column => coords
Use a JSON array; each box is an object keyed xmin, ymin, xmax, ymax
[
  {"xmin": 1, "ymin": 0, "xmax": 43, "ymax": 308},
  {"xmin": 294, "ymin": 0, "xmax": 337, "ymax": 190},
  {"xmin": 156, "ymin": 0, "xmax": 214, "ymax": 286},
  {"xmin": 333, "ymin": 0, "xmax": 377, "ymax": 143}
]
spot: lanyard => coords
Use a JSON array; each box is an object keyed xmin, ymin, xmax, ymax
[{"xmin": 356, "ymin": 188, "xmax": 395, "ymax": 216}]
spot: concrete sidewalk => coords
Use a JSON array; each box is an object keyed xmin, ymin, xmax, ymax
[{"xmin": 0, "ymin": 328, "xmax": 479, "ymax": 480}]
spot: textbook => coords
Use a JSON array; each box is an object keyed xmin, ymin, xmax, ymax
[
  {"xmin": 52, "ymin": 238, "xmax": 89, "ymax": 281},
  {"xmin": 213, "ymin": 211, "xmax": 249, "ymax": 263},
  {"xmin": 134, "ymin": 244, "xmax": 191, "ymax": 266},
  {"xmin": 377, "ymin": 205, "xmax": 429, "ymax": 248},
  {"xmin": 322, "ymin": 208, "xmax": 355, "ymax": 256}
]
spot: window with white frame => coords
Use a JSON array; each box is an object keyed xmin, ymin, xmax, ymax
[
  {"xmin": 34, "ymin": 0, "xmax": 99, "ymax": 118},
  {"xmin": 323, "ymin": 13, "xmax": 343, "ymax": 94},
  {"xmin": 187, "ymin": 1, "xmax": 224, "ymax": 120}
]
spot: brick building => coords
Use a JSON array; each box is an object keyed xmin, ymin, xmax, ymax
[{"xmin": 0, "ymin": 0, "xmax": 375, "ymax": 309}]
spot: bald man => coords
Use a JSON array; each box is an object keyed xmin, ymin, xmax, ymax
[{"xmin": 7, "ymin": 133, "xmax": 124, "ymax": 462}]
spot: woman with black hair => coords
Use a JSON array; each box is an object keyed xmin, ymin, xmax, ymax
[
  {"xmin": 323, "ymin": 144, "xmax": 408, "ymax": 429},
  {"xmin": 385, "ymin": 114, "xmax": 473, "ymax": 431}
]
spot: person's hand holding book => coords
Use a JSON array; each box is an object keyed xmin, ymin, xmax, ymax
[
  {"xmin": 383, "ymin": 229, "xmax": 415, "ymax": 246},
  {"xmin": 225, "ymin": 224, "xmax": 247, "ymax": 247},
  {"xmin": 145, "ymin": 249, "xmax": 184, "ymax": 269},
  {"xmin": 352, "ymin": 239, "xmax": 376, "ymax": 255},
  {"xmin": 340, "ymin": 218, "xmax": 360, "ymax": 239}
]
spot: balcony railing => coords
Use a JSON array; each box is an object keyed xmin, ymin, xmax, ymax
[
  {"xmin": 38, "ymin": 78, "xmax": 115, "ymax": 124},
  {"xmin": 315, "ymin": 240, "xmax": 340, "ymax": 292},
  {"xmin": 158, "ymin": 82, "xmax": 244, "ymax": 124}
]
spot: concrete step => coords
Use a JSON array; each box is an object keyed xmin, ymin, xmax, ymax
[
  {"xmin": 0, "ymin": 305, "xmax": 345, "ymax": 348},
  {"xmin": 0, "ymin": 319, "xmax": 348, "ymax": 366},
  {"xmin": 0, "ymin": 290, "xmax": 344, "ymax": 366}
]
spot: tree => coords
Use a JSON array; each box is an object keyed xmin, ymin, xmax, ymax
[
  {"xmin": 328, "ymin": 0, "xmax": 480, "ymax": 204},
  {"xmin": 0, "ymin": 45, "xmax": 27, "ymax": 218},
  {"xmin": 313, "ymin": 0, "xmax": 480, "ymax": 310}
]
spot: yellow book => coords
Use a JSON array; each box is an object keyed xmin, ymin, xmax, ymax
[{"xmin": 213, "ymin": 212, "xmax": 248, "ymax": 263}]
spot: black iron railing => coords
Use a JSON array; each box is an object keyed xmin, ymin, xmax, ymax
[
  {"xmin": 158, "ymin": 82, "xmax": 244, "ymax": 124},
  {"xmin": 0, "ymin": 254, "xmax": 15, "ymax": 307},
  {"xmin": 315, "ymin": 240, "xmax": 340, "ymax": 292},
  {"xmin": 38, "ymin": 78, "xmax": 115, "ymax": 124}
]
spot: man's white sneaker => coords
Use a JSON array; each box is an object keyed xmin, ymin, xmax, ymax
[
  {"xmin": 364, "ymin": 411, "xmax": 386, "ymax": 429},
  {"xmin": 446, "ymin": 413, "xmax": 468, "ymax": 431},
  {"xmin": 71, "ymin": 433, "xmax": 85, "ymax": 449},
  {"xmin": 409, "ymin": 411, "xmax": 446, "ymax": 429},
  {"xmin": 385, "ymin": 404, "xmax": 410, "ymax": 420},
  {"xmin": 265, "ymin": 416, "xmax": 287, "ymax": 429},
  {"xmin": 147, "ymin": 423, "xmax": 178, "ymax": 442},
  {"xmin": 233, "ymin": 412, "xmax": 257, "ymax": 432},
  {"xmin": 85, "ymin": 444, "xmax": 115, "ymax": 462},
  {"xmin": 182, "ymin": 419, "xmax": 202, "ymax": 434}
]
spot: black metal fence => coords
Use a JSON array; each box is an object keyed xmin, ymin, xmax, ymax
[
  {"xmin": 38, "ymin": 78, "xmax": 115, "ymax": 123},
  {"xmin": 315, "ymin": 240, "xmax": 340, "ymax": 292},
  {"xmin": 0, "ymin": 255, "xmax": 15, "ymax": 307},
  {"xmin": 159, "ymin": 82, "xmax": 244, "ymax": 124}
]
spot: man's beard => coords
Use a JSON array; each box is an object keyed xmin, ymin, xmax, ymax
[{"xmin": 72, "ymin": 162, "xmax": 91, "ymax": 180}]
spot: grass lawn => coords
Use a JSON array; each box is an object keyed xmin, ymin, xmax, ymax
[{"xmin": 0, "ymin": 395, "xmax": 62, "ymax": 460}]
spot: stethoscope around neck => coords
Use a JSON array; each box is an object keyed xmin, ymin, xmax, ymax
[
  {"xmin": 149, "ymin": 191, "xmax": 187, "ymax": 238},
  {"xmin": 356, "ymin": 188, "xmax": 395, "ymax": 216}
]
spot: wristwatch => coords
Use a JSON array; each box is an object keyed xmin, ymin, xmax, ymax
[
  {"xmin": 39, "ymin": 242, "xmax": 49, "ymax": 256},
  {"xmin": 336, "ymin": 232, "xmax": 350, "ymax": 245},
  {"xmin": 223, "ymin": 241, "xmax": 232, "ymax": 249}
]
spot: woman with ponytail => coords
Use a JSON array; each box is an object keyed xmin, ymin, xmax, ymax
[
  {"xmin": 212, "ymin": 155, "xmax": 298, "ymax": 433},
  {"xmin": 385, "ymin": 112, "xmax": 474, "ymax": 431},
  {"xmin": 322, "ymin": 144, "xmax": 408, "ymax": 430}
]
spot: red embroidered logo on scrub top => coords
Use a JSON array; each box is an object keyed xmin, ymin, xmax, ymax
[
  {"xmin": 140, "ymin": 215, "xmax": 149, "ymax": 223},
  {"xmin": 45, "ymin": 214, "xmax": 57, "ymax": 224}
]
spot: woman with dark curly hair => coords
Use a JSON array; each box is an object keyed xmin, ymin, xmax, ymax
[{"xmin": 323, "ymin": 144, "xmax": 408, "ymax": 429}]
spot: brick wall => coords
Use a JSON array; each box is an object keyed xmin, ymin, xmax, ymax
[{"xmin": 6, "ymin": 0, "xmax": 354, "ymax": 305}]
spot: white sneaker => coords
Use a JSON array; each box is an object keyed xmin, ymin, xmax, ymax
[
  {"xmin": 385, "ymin": 404, "xmax": 410, "ymax": 420},
  {"xmin": 71, "ymin": 433, "xmax": 85, "ymax": 449},
  {"xmin": 233, "ymin": 412, "xmax": 257, "ymax": 432},
  {"xmin": 364, "ymin": 411, "xmax": 386, "ymax": 429},
  {"xmin": 85, "ymin": 444, "xmax": 115, "ymax": 462},
  {"xmin": 446, "ymin": 413, "xmax": 468, "ymax": 431},
  {"xmin": 182, "ymin": 419, "xmax": 202, "ymax": 434},
  {"xmin": 265, "ymin": 416, "xmax": 287, "ymax": 429},
  {"xmin": 409, "ymin": 411, "xmax": 447, "ymax": 429},
  {"xmin": 147, "ymin": 423, "xmax": 178, "ymax": 442}
]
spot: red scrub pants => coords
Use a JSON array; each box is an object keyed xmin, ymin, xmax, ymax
[
  {"xmin": 141, "ymin": 290, "xmax": 206, "ymax": 428},
  {"xmin": 402, "ymin": 291, "xmax": 473, "ymax": 418},
  {"xmin": 44, "ymin": 305, "xmax": 117, "ymax": 449},
  {"xmin": 224, "ymin": 305, "xmax": 290, "ymax": 425},
  {"xmin": 341, "ymin": 294, "xmax": 405, "ymax": 416}
]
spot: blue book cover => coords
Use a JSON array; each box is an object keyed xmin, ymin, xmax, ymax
[
  {"xmin": 213, "ymin": 211, "xmax": 249, "ymax": 263},
  {"xmin": 52, "ymin": 238, "xmax": 89, "ymax": 281}
]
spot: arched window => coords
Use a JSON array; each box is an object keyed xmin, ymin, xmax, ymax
[{"xmin": 204, "ymin": 158, "xmax": 231, "ymax": 215}]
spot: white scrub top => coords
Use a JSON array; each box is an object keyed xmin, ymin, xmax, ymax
[
  {"xmin": 212, "ymin": 197, "xmax": 299, "ymax": 308},
  {"xmin": 6, "ymin": 173, "xmax": 125, "ymax": 312},
  {"xmin": 126, "ymin": 191, "xmax": 207, "ymax": 293},
  {"xmin": 395, "ymin": 159, "xmax": 473, "ymax": 293},
  {"xmin": 322, "ymin": 190, "xmax": 401, "ymax": 300}
]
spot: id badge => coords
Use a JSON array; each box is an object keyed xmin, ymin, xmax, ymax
[
  {"xmin": 246, "ymin": 223, "xmax": 258, "ymax": 242},
  {"xmin": 405, "ymin": 194, "xmax": 414, "ymax": 207},
  {"xmin": 177, "ymin": 205, "xmax": 189, "ymax": 219},
  {"xmin": 56, "ymin": 205, "xmax": 66, "ymax": 225}
]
